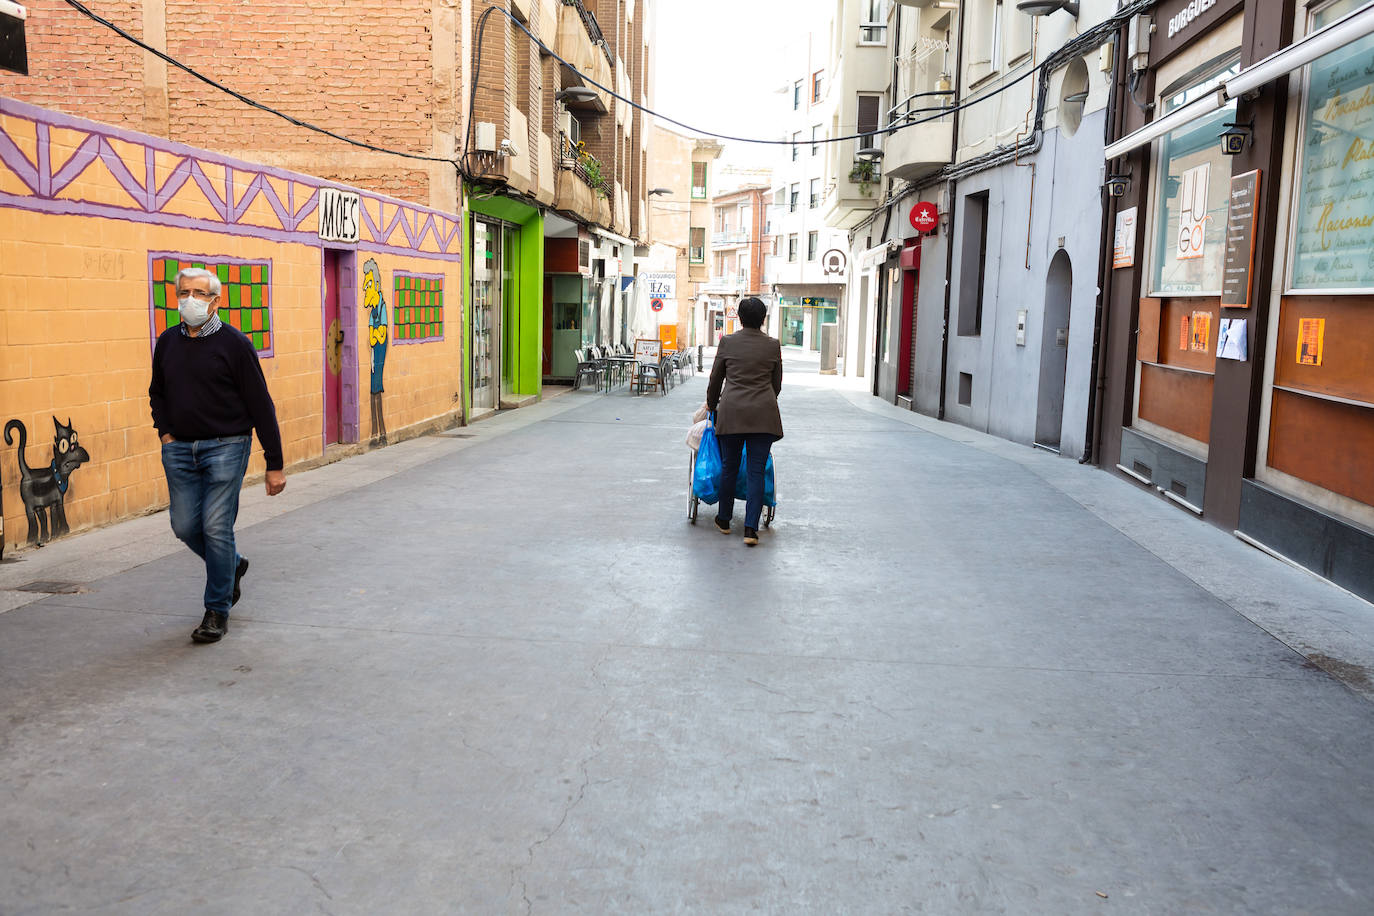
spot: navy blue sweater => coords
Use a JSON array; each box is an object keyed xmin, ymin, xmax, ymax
[{"xmin": 149, "ymin": 325, "xmax": 284, "ymax": 471}]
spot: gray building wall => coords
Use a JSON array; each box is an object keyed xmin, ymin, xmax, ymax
[{"xmin": 928, "ymin": 111, "xmax": 1105, "ymax": 458}]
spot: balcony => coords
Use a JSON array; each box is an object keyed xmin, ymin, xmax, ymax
[
  {"xmin": 554, "ymin": 134, "xmax": 610, "ymax": 226},
  {"xmin": 702, "ymin": 274, "xmax": 751, "ymax": 294},
  {"xmin": 882, "ymin": 90, "xmax": 955, "ymax": 183},
  {"xmin": 556, "ymin": 1, "xmax": 613, "ymax": 113},
  {"xmin": 711, "ymin": 229, "xmax": 751, "ymax": 247}
]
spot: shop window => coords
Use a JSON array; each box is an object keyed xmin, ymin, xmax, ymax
[
  {"xmin": 1253, "ymin": 0, "xmax": 1374, "ymax": 525},
  {"xmin": 150, "ymin": 254, "xmax": 273, "ymax": 355},
  {"xmin": 392, "ymin": 272, "xmax": 444, "ymax": 343},
  {"xmin": 1147, "ymin": 53, "xmax": 1240, "ymax": 296},
  {"xmin": 1288, "ymin": 0, "xmax": 1374, "ymax": 292}
]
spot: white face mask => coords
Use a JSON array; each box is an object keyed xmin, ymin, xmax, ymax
[{"xmin": 178, "ymin": 294, "xmax": 214, "ymax": 328}]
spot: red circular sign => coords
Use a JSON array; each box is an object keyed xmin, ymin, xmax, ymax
[
  {"xmin": 910, "ymin": 202, "xmax": 939, "ymax": 233},
  {"xmin": 650, "ymin": 297, "xmax": 664, "ymax": 312}
]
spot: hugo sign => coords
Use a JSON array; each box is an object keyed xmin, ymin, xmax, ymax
[{"xmin": 909, "ymin": 202, "xmax": 938, "ymax": 233}]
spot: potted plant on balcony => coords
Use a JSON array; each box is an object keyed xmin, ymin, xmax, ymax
[
  {"xmin": 575, "ymin": 140, "xmax": 609, "ymax": 198},
  {"xmin": 848, "ymin": 159, "xmax": 878, "ymax": 197}
]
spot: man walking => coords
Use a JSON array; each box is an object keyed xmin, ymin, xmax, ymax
[{"xmin": 150, "ymin": 267, "xmax": 286, "ymax": 643}]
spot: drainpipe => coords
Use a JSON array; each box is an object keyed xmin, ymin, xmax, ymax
[
  {"xmin": 937, "ymin": 2, "xmax": 965, "ymax": 421},
  {"xmin": 1081, "ymin": 28, "xmax": 1124, "ymax": 466}
]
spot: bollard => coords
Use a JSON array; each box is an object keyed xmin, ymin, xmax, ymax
[
  {"xmin": 697, "ymin": 344, "xmax": 703, "ymax": 372},
  {"xmin": 820, "ymin": 323, "xmax": 838, "ymax": 375}
]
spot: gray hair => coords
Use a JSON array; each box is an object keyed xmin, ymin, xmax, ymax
[{"xmin": 175, "ymin": 267, "xmax": 222, "ymax": 297}]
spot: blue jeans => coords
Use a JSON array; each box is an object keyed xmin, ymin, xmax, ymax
[
  {"xmin": 161, "ymin": 436, "xmax": 252, "ymax": 613},
  {"xmin": 716, "ymin": 433, "xmax": 775, "ymax": 531}
]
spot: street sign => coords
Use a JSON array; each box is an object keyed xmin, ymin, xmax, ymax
[
  {"xmin": 650, "ymin": 297, "xmax": 664, "ymax": 312},
  {"xmin": 909, "ymin": 201, "xmax": 938, "ymax": 234}
]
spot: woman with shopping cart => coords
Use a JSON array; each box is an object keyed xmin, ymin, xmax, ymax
[{"xmin": 705, "ymin": 297, "xmax": 783, "ymax": 547}]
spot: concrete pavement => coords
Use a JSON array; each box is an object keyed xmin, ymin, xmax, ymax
[{"xmin": 2, "ymin": 354, "xmax": 1373, "ymax": 914}]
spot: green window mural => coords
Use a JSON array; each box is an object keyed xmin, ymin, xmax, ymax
[
  {"xmin": 150, "ymin": 254, "xmax": 274, "ymax": 355},
  {"xmin": 392, "ymin": 272, "xmax": 444, "ymax": 343}
]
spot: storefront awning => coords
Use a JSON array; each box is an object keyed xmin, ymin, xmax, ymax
[{"xmin": 1105, "ymin": 2, "xmax": 1374, "ymax": 161}]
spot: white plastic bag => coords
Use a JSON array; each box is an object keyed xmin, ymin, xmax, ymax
[
  {"xmin": 692, "ymin": 402, "xmax": 710, "ymax": 424},
  {"xmin": 687, "ymin": 418, "xmax": 710, "ymax": 450}
]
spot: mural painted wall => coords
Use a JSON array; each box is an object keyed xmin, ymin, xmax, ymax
[{"xmin": 0, "ymin": 98, "xmax": 464, "ymax": 552}]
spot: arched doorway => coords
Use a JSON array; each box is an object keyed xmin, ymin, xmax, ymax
[{"xmin": 1035, "ymin": 250, "xmax": 1073, "ymax": 450}]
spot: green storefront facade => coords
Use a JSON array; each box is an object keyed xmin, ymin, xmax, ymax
[{"xmin": 463, "ymin": 190, "xmax": 545, "ymax": 421}]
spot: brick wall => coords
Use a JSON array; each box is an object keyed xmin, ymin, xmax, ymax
[
  {"xmin": 1, "ymin": 0, "xmax": 457, "ymax": 210},
  {"xmin": 0, "ymin": 1, "xmax": 147, "ymax": 130}
]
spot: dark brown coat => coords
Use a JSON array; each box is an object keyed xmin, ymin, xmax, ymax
[{"xmin": 706, "ymin": 328, "xmax": 784, "ymax": 439}]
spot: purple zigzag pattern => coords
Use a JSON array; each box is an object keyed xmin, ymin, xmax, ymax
[
  {"xmin": 359, "ymin": 197, "xmax": 381, "ymax": 242},
  {"xmin": 97, "ymin": 137, "xmax": 147, "ymax": 210},
  {"xmin": 2, "ymin": 100, "xmax": 461, "ymax": 257},
  {"xmin": 0, "ymin": 124, "xmax": 39, "ymax": 193},
  {"xmin": 292, "ymin": 187, "xmax": 319, "ymax": 231},
  {"xmin": 50, "ymin": 134, "xmax": 101, "ymax": 197},
  {"xmin": 189, "ymin": 161, "xmax": 228, "ymax": 221}
]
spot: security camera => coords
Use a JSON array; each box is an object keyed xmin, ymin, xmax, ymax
[
  {"xmin": 1104, "ymin": 174, "xmax": 1131, "ymax": 198},
  {"xmin": 499, "ymin": 137, "xmax": 519, "ymax": 158}
]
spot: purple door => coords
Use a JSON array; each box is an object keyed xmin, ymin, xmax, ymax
[{"xmin": 323, "ymin": 250, "xmax": 359, "ymax": 444}]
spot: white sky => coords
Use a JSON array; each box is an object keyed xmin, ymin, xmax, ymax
[{"xmin": 650, "ymin": 0, "xmax": 827, "ymax": 184}]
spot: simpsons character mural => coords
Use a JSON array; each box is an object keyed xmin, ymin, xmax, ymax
[{"xmin": 362, "ymin": 258, "xmax": 388, "ymax": 446}]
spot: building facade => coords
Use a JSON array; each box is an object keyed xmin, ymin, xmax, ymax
[
  {"xmin": 1098, "ymin": 0, "xmax": 1374, "ymax": 600},
  {"xmin": 645, "ymin": 123, "xmax": 722, "ymax": 350},
  {"xmin": 768, "ymin": 23, "xmax": 850, "ymax": 354},
  {"xmin": 0, "ymin": 98, "xmax": 464, "ymax": 553},
  {"xmin": 700, "ymin": 184, "xmax": 771, "ymax": 345},
  {"xmin": 467, "ymin": 0, "xmax": 652, "ymax": 401}
]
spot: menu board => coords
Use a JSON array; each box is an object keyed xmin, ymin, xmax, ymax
[
  {"xmin": 634, "ymin": 338, "xmax": 662, "ymax": 365},
  {"xmin": 1290, "ymin": 4, "xmax": 1374, "ymax": 291},
  {"xmin": 1221, "ymin": 170, "xmax": 1261, "ymax": 307}
]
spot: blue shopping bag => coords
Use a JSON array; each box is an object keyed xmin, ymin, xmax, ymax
[
  {"xmin": 734, "ymin": 444, "xmax": 777, "ymax": 507},
  {"xmin": 693, "ymin": 423, "xmax": 723, "ymax": 505}
]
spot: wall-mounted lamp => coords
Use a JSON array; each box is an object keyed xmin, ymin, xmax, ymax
[
  {"xmin": 855, "ymin": 146, "xmax": 885, "ymax": 161},
  {"xmin": 1220, "ymin": 120, "xmax": 1254, "ymax": 156},
  {"xmin": 1063, "ymin": 90, "xmax": 1090, "ymax": 105},
  {"xmin": 555, "ymin": 87, "xmax": 599, "ymax": 104},
  {"xmin": 648, "ymin": 188, "xmax": 673, "ymax": 196},
  {"xmin": 1104, "ymin": 173, "xmax": 1132, "ymax": 198},
  {"xmin": 1016, "ymin": 0, "xmax": 1079, "ymax": 16}
]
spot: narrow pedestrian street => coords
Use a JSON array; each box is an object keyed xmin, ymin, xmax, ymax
[{"xmin": 3, "ymin": 356, "xmax": 1373, "ymax": 915}]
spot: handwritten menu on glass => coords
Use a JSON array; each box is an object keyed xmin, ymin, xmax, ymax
[
  {"xmin": 1221, "ymin": 170, "xmax": 1261, "ymax": 307},
  {"xmin": 1291, "ymin": 26, "xmax": 1374, "ymax": 290}
]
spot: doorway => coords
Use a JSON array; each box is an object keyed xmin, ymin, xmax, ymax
[
  {"xmin": 322, "ymin": 248, "xmax": 358, "ymax": 445},
  {"xmin": 1035, "ymin": 250, "xmax": 1073, "ymax": 450},
  {"xmin": 471, "ymin": 217, "xmax": 502, "ymax": 414}
]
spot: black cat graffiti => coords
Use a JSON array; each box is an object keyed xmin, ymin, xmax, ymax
[{"xmin": 4, "ymin": 417, "xmax": 90, "ymax": 546}]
